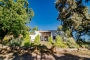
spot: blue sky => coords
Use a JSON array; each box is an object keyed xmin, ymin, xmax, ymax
[
  {"xmin": 28, "ymin": 0, "xmax": 90, "ymax": 31},
  {"xmin": 28, "ymin": 0, "xmax": 60, "ymax": 30}
]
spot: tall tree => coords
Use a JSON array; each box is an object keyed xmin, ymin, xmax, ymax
[
  {"xmin": 55, "ymin": 0, "xmax": 90, "ymax": 40},
  {"xmin": 0, "ymin": 0, "xmax": 34, "ymax": 43}
]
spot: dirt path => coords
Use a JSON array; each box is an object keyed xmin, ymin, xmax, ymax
[{"xmin": 0, "ymin": 51, "xmax": 90, "ymax": 60}]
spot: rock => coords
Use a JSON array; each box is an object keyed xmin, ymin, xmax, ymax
[
  {"xmin": 7, "ymin": 47, "xmax": 11, "ymax": 52},
  {"xmin": 2, "ymin": 46, "xmax": 8, "ymax": 49},
  {"xmin": 25, "ymin": 50, "xmax": 28, "ymax": 53},
  {"xmin": 16, "ymin": 46, "xmax": 20, "ymax": 50},
  {"xmin": 21, "ymin": 50, "xmax": 24, "ymax": 53},
  {"xmin": 8, "ymin": 53, "xmax": 13, "ymax": 58},
  {"xmin": 1, "ymin": 50, "xmax": 7, "ymax": 54},
  {"xmin": 0, "ymin": 55, "xmax": 6, "ymax": 59}
]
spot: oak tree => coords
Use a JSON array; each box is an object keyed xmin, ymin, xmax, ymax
[
  {"xmin": 55, "ymin": 0, "xmax": 90, "ymax": 40},
  {"xmin": 0, "ymin": 0, "xmax": 34, "ymax": 43}
]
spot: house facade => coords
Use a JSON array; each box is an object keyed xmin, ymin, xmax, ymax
[{"xmin": 30, "ymin": 30, "xmax": 65, "ymax": 41}]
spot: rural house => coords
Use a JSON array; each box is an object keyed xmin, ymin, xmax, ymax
[{"xmin": 30, "ymin": 30, "xmax": 65, "ymax": 41}]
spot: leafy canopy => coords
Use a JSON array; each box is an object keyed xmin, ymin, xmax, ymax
[
  {"xmin": 55, "ymin": 0, "xmax": 90, "ymax": 40},
  {"xmin": 0, "ymin": 0, "xmax": 34, "ymax": 40}
]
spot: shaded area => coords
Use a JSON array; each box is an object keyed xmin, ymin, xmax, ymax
[
  {"xmin": 0, "ymin": 44, "xmax": 90, "ymax": 60},
  {"xmin": 13, "ymin": 52, "xmax": 33, "ymax": 60},
  {"xmin": 52, "ymin": 53, "xmax": 90, "ymax": 60}
]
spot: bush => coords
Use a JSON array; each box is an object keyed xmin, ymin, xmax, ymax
[
  {"xmin": 66, "ymin": 37, "xmax": 79, "ymax": 48},
  {"xmin": 54, "ymin": 35, "xmax": 67, "ymax": 48},
  {"xmin": 77, "ymin": 40, "xmax": 90, "ymax": 48},
  {"xmin": 48, "ymin": 36, "xmax": 53, "ymax": 45},
  {"xmin": 9, "ymin": 38, "xmax": 23, "ymax": 47},
  {"xmin": 22, "ymin": 31, "xmax": 31, "ymax": 47},
  {"xmin": 24, "ymin": 42, "xmax": 31, "ymax": 47},
  {"xmin": 85, "ymin": 44, "xmax": 90, "ymax": 49},
  {"xmin": 34, "ymin": 35, "xmax": 40, "ymax": 45}
]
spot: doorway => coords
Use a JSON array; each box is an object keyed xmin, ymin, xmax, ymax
[{"xmin": 44, "ymin": 36, "xmax": 48, "ymax": 41}]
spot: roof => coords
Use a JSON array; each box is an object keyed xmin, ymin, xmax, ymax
[{"xmin": 38, "ymin": 30, "xmax": 57, "ymax": 32}]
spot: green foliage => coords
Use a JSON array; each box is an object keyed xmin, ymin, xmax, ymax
[
  {"xmin": 24, "ymin": 42, "xmax": 30, "ymax": 47},
  {"xmin": 48, "ymin": 36, "xmax": 53, "ymax": 45},
  {"xmin": 34, "ymin": 35, "xmax": 40, "ymax": 45},
  {"xmin": 81, "ymin": 44, "xmax": 90, "ymax": 49},
  {"xmin": 0, "ymin": 0, "xmax": 34, "ymax": 41},
  {"xmin": 65, "ymin": 29, "xmax": 72, "ymax": 37},
  {"xmin": 9, "ymin": 38, "xmax": 23, "ymax": 47},
  {"xmin": 77, "ymin": 40, "xmax": 90, "ymax": 48},
  {"xmin": 57, "ymin": 25, "xmax": 63, "ymax": 31},
  {"xmin": 54, "ymin": 35, "xmax": 67, "ymax": 48},
  {"xmin": 66, "ymin": 37, "xmax": 79, "ymax": 48},
  {"xmin": 55, "ymin": 0, "xmax": 90, "ymax": 40},
  {"xmin": 32, "ymin": 26, "xmax": 38, "ymax": 31},
  {"xmin": 22, "ymin": 31, "xmax": 31, "ymax": 47}
]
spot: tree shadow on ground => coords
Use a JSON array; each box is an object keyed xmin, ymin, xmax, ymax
[
  {"xmin": 8, "ymin": 45, "xmax": 90, "ymax": 60},
  {"xmin": 12, "ymin": 52, "xmax": 34, "ymax": 60},
  {"xmin": 52, "ymin": 53, "xmax": 90, "ymax": 60},
  {"xmin": 0, "ymin": 44, "xmax": 90, "ymax": 60},
  {"xmin": 12, "ymin": 44, "xmax": 50, "ymax": 60},
  {"xmin": 37, "ymin": 44, "xmax": 90, "ymax": 60},
  {"xmin": 38, "ymin": 44, "xmax": 90, "ymax": 60}
]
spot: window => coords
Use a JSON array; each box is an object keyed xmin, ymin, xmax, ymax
[{"xmin": 53, "ymin": 36, "xmax": 56, "ymax": 40}]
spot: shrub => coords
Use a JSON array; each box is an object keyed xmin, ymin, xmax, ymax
[
  {"xmin": 9, "ymin": 38, "xmax": 23, "ymax": 47},
  {"xmin": 85, "ymin": 44, "xmax": 90, "ymax": 49},
  {"xmin": 48, "ymin": 36, "xmax": 53, "ymax": 45},
  {"xmin": 34, "ymin": 35, "xmax": 40, "ymax": 45},
  {"xmin": 77, "ymin": 40, "xmax": 90, "ymax": 48},
  {"xmin": 54, "ymin": 35, "xmax": 67, "ymax": 48},
  {"xmin": 22, "ymin": 31, "xmax": 31, "ymax": 47},
  {"xmin": 24, "ymin": 42, "xmax": 31, "ymax": 47},
  {"xmin": 66, "ymin": 37, "xmax": 79, "ymax": 48}
]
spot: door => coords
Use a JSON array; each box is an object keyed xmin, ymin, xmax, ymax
[{"xmin": 44, "ymin": 36, "xmax": 48, "ymax": 41}]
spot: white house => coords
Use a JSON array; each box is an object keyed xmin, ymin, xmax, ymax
[{"xmin": 30, "ymin": 30, "xmax": 65, "ymax": 41}]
